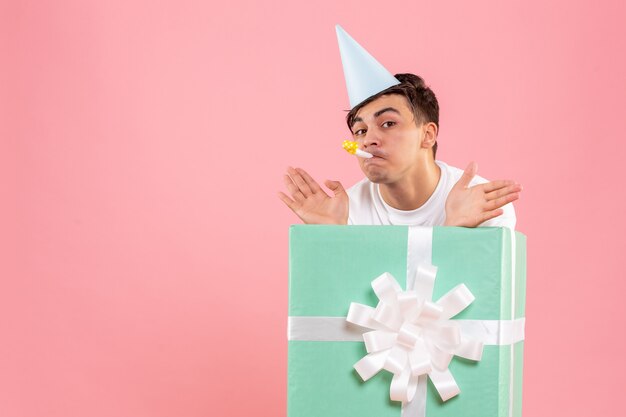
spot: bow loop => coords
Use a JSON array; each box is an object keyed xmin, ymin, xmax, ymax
[
  {"xmin": 437, "ymin": 284, "xmax": 475, "ymax": 319},
  {"xmin": 363, "ymin": 330, "xmax": 397, "ymax": 353},
  {"xmin": 372, "ymin": 272, "xmax": 402, "ymax": 304}
]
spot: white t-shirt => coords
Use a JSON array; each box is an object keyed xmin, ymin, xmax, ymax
[{"xmin": 347, "ymin": 160, "xmax": 516, "ymax": 228}]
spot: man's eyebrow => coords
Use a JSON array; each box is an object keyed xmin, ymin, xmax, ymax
[
  {"xmin": 350, "ymin": 116, "xmax": 363, "ymax": 128},
  {"xmin": 350, "ymin": 107, "xmax": 401, "ymax": 128},
  {"xmin": 374, "ymin": 107, "xmax": 401, "ymax": 118}
]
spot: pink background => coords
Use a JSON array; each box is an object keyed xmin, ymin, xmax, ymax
[{"xmin": 2, "ymin": 1, "xmax": 625, "ymax": 416}]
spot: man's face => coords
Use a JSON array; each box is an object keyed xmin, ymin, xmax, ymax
[{"xmin": 350, "ymin": 94, "xmax": 428, "ymax": 184}]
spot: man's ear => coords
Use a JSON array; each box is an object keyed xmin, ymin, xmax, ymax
[{"xmin": 421, "ymin": 122, "xmax": 438, "ymax": 149}]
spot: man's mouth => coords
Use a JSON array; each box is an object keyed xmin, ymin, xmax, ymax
[
  {"xmin": 363, "ymin": 154, "xmax": 384, "ymax": 165},
  {"xmin": 365, "ymin": 150, "xmax": 384, "ymax": 159}
]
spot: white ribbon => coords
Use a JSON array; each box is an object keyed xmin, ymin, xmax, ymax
[
  {"xmin": 288, "ymin": 316, "xmax": 525, "ymax": 345},
  {"xmin": 346, "ymin": 265, "xmax": 482, "ymax": 404}
]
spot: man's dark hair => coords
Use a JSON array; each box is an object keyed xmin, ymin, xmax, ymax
[{"xmin": 346, "ymin": 73, "xmax": 439, "ymax": 158}]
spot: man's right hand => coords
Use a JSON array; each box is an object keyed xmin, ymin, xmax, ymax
[{"xmin": 278, "ymin": 167, "xmax": 348, "ymax": 225}]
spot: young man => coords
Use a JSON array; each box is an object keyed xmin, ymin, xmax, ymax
[{"xmin": 279, "ymin": 27, "xmax": 521, "ymax": 228}]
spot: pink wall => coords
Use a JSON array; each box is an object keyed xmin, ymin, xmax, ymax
[{"xmin": 3, "ymin": 1, "xmax": 625, "ymax": 416}]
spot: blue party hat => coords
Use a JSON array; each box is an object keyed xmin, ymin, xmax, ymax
[{"xmin": 335, "ymin": 25, "xmax": 400, "ymax": 109}]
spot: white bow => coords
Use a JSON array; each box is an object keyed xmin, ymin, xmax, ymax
[{"xmin": 346, "ymin": 265, "xmax": 484, "ymax": 404}]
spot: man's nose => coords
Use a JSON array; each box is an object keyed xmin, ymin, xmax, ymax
[{"xmin": 363, "ymin": 130, "xmax": 381, "ymax": 148}]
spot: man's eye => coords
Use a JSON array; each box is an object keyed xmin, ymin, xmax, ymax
[
  {"xmin": 382, "ymin": 121, "xmax": 396, "ymax": 128},
  {"xmin": 353, "ymin": 129, "xmax": 366, "ymax": 136}
]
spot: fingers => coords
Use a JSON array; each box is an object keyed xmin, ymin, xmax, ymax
[
  {"xmin": 324, "ymin": 180, "xmax": 345, "ymax": 197},
  {"xmin": 287, "ymin": 166, "xmax": 313, "ymax": 197},
  {"xmin": 295, "ymin": 168, "xmax": 322, "ymax": 194},
  {"xmin": 283, "ymin": 174, "xmax": 305, "ymax": 202},
  {"xmin": 485, "ymin": 183, "xmax": 523, "ymax": 201},
  {"xmin": 278, "ymin": 191, "xmax": 299, "ymax": 211},
  {"xmin": 482, "ymin": 179, "xmax": 516, "ymax": 193},
  {"xmin": 485, "ymin": 191, "xmax": 520, "ymax": 211},
  {"xmin": 456, "ymin": 161, "xmax": 478, "ymax": 189},
  {"xmin": 479, "ymin": 208, "xmax": 504, "ymax": 224}
]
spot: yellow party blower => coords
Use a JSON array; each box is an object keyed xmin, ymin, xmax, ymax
[{"xmin": 342, "ymin": 140, "xmax": 373, "ymax": 158}]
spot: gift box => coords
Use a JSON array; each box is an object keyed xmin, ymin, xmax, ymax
[{"xmin": 287, "ymin": 225, "xmax": 526, "ymax": 417}]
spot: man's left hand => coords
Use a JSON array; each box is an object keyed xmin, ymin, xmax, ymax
[{"xmin": 444, "ymin": 162, "xmax": 522, "ymax": 227}]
